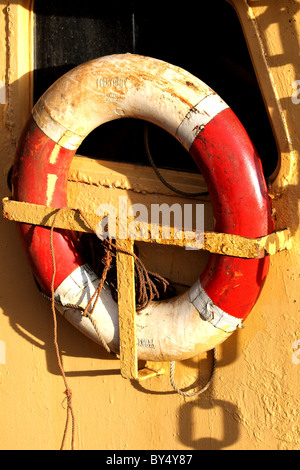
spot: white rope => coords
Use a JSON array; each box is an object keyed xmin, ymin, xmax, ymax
[{"xmin": 170, "ymin": 348, "xmax": 217, "ymax": 397}]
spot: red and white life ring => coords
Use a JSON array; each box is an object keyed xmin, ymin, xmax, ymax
[{"xmin": 12, "ymin": 54, "xmax": 273, "ymax": 361}]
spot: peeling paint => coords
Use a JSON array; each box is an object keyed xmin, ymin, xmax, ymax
[
  {"xmin": 0, "ymin": 80, "xmax": 5, "ymax": 104},
  {"xmin": 49, "ymin": 144, "xmax": 60, "ymax": 164},
  {"xmin": 46, "ymin": 173, "xmax": 58, "ymax": 205}
]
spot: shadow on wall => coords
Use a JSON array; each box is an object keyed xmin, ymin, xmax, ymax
[
  {"xmin": 178, "ymin": 395, "xmax": 240, "ymax": 450},
  {"xmin": 130, "ymin": 343, "xmax": 241, "ymax": 449}
]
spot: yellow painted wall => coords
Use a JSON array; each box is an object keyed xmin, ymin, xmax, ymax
[{"xmin": 0, "ymin": 0, "xmax": 300, "ymax": 450}]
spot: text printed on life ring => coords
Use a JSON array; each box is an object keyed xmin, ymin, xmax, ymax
[
  {"xmin": 97, "ymin": 77, "xmax": 128, "ymax": 102},
  {"xmin": 137, "ymin": 338, "xmax": 155, "ymax": 349}
]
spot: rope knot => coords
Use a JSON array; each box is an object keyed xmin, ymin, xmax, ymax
[{"xmin": 64, "ymin": 388, "xmax": 72, "ymax": 401}]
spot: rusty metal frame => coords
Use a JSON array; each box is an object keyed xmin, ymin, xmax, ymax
[{"xmin": 2, "ymin": 197, "xmax": 292, "ymax": 380}]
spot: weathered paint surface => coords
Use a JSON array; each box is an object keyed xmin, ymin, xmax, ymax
[{"xmin": 0, "ymin": 0, "xmax": 300, "ymax": 451}]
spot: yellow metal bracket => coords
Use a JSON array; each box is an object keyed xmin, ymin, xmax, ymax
[
  {"xmin": 116, "ymin": 239, "xmax": 167, "ymax": 381},
  {"xmin": 2, "ymin": 198, "xmax": 292, "ymax": 258},
  {"xmin": 2, "ymin": 197, "xmax": 292, "ymax": 381}
]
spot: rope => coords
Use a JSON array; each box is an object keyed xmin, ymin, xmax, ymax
[
  {"xmin": 81, "ymin": 242, "xmax": 119, "ymax": 357},
  {"xmin": 50, "ymin": 208, "xmax": 76, "ymax": 450},
  {"xmin": 169, "ymin": 348, "xmax": 217, "ymax": 397},
  {"xmin": 77, "ymin": 209, "xmax": 173, "ymax": 311},
  {"xmin": 144, "ymin": 124, "xmax": 209, "ymax": 198},
  {"xmin": 84, "ymin": 310, "xmax": 119, "ymax": 358}
]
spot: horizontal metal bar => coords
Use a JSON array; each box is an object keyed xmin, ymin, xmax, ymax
[{"xmin": 2, "ymin": 198, "xmax": 291, "ymax": 258}]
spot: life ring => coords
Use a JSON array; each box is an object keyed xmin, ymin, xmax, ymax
[{"xmin": 12, "ymin": 54, "xmax": 273, "ymax": 361}]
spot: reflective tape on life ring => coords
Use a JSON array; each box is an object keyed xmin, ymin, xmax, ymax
[{"xmin": 12, "ymin": 54, "xmax": 273, "ymax": 361}]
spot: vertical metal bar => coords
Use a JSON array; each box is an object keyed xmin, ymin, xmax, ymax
[{"xmin": 116, "ymin": 239, "xmax": 138, "ymax": 380}]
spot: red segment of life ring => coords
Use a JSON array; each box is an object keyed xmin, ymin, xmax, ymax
[{"xmin": 12, "ymin": 54, "xmax": 273, "ymax": 361}]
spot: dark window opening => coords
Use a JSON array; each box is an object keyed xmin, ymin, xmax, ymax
[{"xmin": 34, "ymin": 0, "xmax": 278, "ymax": 178}]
